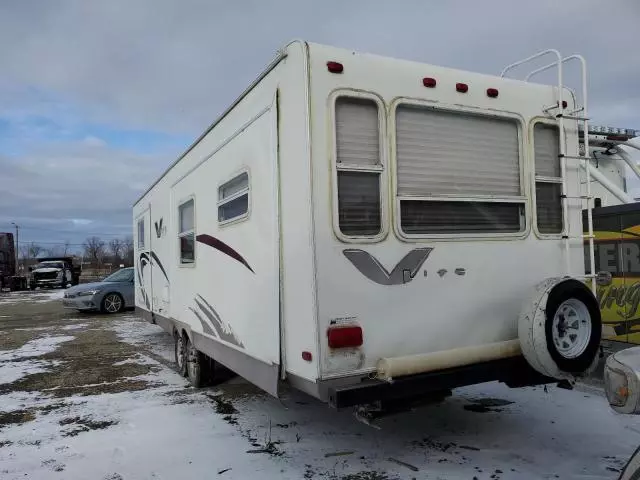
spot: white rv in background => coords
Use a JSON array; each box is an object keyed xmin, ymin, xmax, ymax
[{"xmin": 134, "ymin": 41, "xmax": 609, "ymax": 409}]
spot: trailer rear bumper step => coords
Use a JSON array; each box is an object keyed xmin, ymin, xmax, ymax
[{"xmin": 328, "ymin": 356, "xmax": 555, "ymax": 409}]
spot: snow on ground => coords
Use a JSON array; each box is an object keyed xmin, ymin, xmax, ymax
[
  {"xmin": 0, "ymin": 289, "xmax": 65, "ymax": 305},
  {"xmin": 0, "ymin": 335, "xmax": 73, "ymax": 385},
  {"xmin": 111, "ymin": 315, "xmax": 174, "ymax": 362},
  {"xmin": 2, "ymin": 316, "xmax": 640, "ymax": 479},
  {"xmin": 0, "ymin": 359, "xmax": 63, "ymax": 385},
  {"xmin": 0, "ymin": 335, "xmax": 75, "ymax": 362}
]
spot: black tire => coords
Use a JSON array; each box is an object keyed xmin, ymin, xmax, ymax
[
  {"xmin": 101, "ymin": 292, "xmax": 124, "ymax": 314},
  {"xmin": 544, "ymin": 279, "xmax": 601, "ymax": 374},
  {"xmin": 185, "ymin": 336, "xmax": 213, "ymax": 388},
  {"xmin": 174, "ymin": 332, "xmax": 188, "ymax": 377}
]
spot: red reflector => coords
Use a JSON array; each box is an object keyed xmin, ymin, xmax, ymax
[
  {"xmin": 456, "ymin": 83, "xmax": 468, "ymax": 93},
  {"xmin": 422, "ymin": 77, "xmax": 437, "ymax": 88},
  {"xmin": 302, "ymin": 351, "xmax": 312, "ymax": 362},
  {"xmin": 327, "ymin": 61, "xmax": 344, "ymax": 74},
  {"xmin": 607, "ymin": 135, "xmax": 628, "ymax": 141},
  {"xmin": 562, "ymin": 100, "xmax": 568, "ymax": 108},
  {"xmin": 327, "ymin": 326, "xmax": 363, "ymax": 349},
  {"xmin": 486, "ymin": 88, "xmax": 499, "ymax": 98}
]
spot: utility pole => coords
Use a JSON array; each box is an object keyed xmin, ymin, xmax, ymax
[{"xmin": 11, "ymin": 222, "xmax": 19, "ymax": 271}]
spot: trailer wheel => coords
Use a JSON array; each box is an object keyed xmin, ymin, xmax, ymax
[
  {"xmin": 174, "ymin": 332, "xmax": 188, "ymax": 377},
  {"xmin": 185, "ymin": 337, "xmax": 211, "ymax": 388},
  {"xmin": 518, "ymin": 278, "xmax": 601, "ymax": 379}
]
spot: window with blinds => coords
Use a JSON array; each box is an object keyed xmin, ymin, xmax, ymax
[
  {"xmin": 395, "ymin": 105, "xmax": 524, "ymax": 235},
  {"xmin": 534, "ymin": 124, "xmax": 563, "ymax": 234},
  {"xmin": 335, "ymin": 97, "xmax": 382, "ymax": 236}
]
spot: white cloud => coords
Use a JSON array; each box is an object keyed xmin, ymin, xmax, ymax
[{"xmin": 0, "ymin": 0, "xmax": 639, "ymax": 244}]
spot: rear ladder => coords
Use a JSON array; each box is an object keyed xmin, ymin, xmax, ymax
[{"xmin": 501, "ymin": 50, "xmax": 596, "ymax": 294}]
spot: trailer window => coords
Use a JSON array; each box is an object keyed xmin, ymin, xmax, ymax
[
  {"xmin": 137, "ymin": 219, "xmax": 145, "ymax": 249},
  {"xmin": 335, "ymin": 97, "xmax": 382, "ymax": 236},
  {"xmin": 179, "ymin": 199, "xmax": 195, "ymax": 264},
  {"xmin": 534, "ymin": 124, "xmax": 563, "ymax": 234},
  {"xmin": 218, "ymin": 173, "xmax": 249, "ymax": 223},
  {"xmin": 395, "ymin": 105, "xmax": 524, "ymax": 235}
]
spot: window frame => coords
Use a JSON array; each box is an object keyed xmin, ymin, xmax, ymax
[
  {"xmin": 136, "ymin": 217, "xmax": 145, "ymax": 250},
  {"xmin": 217, "ymin": 169, "xmax": 251, "ymax": 227},
  {"xmin": 389, "ymin": 98, "xmax": 529, "ymax": 241},
  {"xmin": 531, "ymin": 118, "xmax": 565, "ymax": 239},
  {"xmin": 329, "ymin": 90, "xmax": 389, "ymax": 243},
  {"xmin": 177, "ymin": 196, "xmax": 196, "ymax": 267}
]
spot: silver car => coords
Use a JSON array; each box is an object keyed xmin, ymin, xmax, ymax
[{"xmin": 62, "ymin": 267, "xmax": 135, "ymax": 314}]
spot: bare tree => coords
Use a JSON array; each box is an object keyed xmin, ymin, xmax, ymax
[
  {"xmin": 83, "ymin": 236, "xmax": 106, "ymax": 266},
  {"xmin": 123, "ymin": 236, "xmax": 134, "ymax": 266},
  {"xmin": 27, "ymin": 242, "xmax": 43, "ymax": 260},
  {"xmin": 108, "ymin": 238, "xmax": 124, "ymax": 263},
  {"xmin": 62, "ymin": 240, "xmax": 71, "ymax": 256},
  {"xmin": 44, "ymin": 246, "xmax": 63, "ymax": 257}
]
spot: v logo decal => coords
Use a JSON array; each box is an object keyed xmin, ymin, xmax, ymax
[
  {"xmin": 343, "ymin": 248, "xmax": 433, "ymax": 285},
  {"xmin": 154, "ymin": 218, "xmax": 163, "ymax": 238}
]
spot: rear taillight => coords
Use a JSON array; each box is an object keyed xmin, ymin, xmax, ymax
[{"xmin": 327, "ymin": 325, "xmax": 363, "ymax": 349}]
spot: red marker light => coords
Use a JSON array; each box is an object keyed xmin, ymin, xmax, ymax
[
  {"xmin": 562, "ymin": 100, "xmax": 568, "ymax": 108},
  {"xmin": 423, "ymin": 77, "xmax": 437, "ymax": 88},
  {"xmin": 456, "ymin": 83, "xmax": 469, "ymax": 93},
  {"xmin": 327, "ymin": 61, "xmax": 344, "ymax": 74},
  {"xmin": 487, "ymin": 88, "xmax": 499, "ymax": 98},
  {"xmin": 327, "ymin": 326, "xmax": 363, "ymax": 349},
  {"xmin": 302, "ymin": 351, "xmax": 312, "ymax": 362}
]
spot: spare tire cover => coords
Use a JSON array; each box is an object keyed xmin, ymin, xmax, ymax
[{"xmin": 518, "ymin": 277, "xmax": 601, "ymax": 379}]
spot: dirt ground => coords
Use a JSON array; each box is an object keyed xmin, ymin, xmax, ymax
[{"xmin": 1, "ymin": 291, "xmax": 640, "ymax": 480}]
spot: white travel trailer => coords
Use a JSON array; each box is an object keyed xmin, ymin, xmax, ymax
[{"xmin": 134, "ymin": 41, "xmax": 607, "ymax": 408}]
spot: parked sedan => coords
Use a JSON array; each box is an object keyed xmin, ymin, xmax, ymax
[{"xmin": 62, "ymin": 267, "xmax": 134, "ymax": 314}]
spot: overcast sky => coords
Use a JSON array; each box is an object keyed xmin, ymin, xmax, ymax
[{"xmin": 1, "ymin": 0, "xmax": 639, "ymax": 251}]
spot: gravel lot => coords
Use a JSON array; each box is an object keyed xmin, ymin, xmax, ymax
[{"xmin": 1, "ymin": 290, "xmax": 640, "ymax": 479}]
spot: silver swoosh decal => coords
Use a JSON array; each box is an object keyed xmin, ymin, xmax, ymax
[{"xmin": 343, "ymin": 248, "xmax": 433, "ymax": 285}]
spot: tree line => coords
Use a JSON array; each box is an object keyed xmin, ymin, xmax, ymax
[{"xmin": 19, "ymin": 236, "xmax": 134, "ymax": 267}]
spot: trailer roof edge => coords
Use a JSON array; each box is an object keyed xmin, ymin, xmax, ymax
[{"xmin": 133, "ymin": 40, "xmax": 305, "ymax": 206}]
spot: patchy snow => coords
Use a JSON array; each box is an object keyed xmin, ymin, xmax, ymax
[
  {"xmin": 0, "ymin": 359, "xmax": 62, "ymax": 385},
  {"xmin": 112, "ymin": 354, "xmax": 161, "ymax": 367},
  {"xmin": 111, "ymin": 316, "xmax": 174, "ymax": 362},
  {"xmin": 60, "ymin": 323, "xmax": 89, "ymax": 331},
  {"xmin": 0, "ymin": 290, "xmax": 65, "ymax": 305},
  {"xmin": 0, "ymin": 335, "xmax": 75, "ymax": 362},
  {"xmin": 1, "ymin": 318, "xmax": 640, "ymax": 479},
  {"xmin": 0, "ymin": 335, "xmax": 74, "ymax": 385}
]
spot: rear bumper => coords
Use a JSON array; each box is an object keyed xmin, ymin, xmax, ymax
[{"xmin": 328, "ymin": 356, "xmax": 555, "ymax": 409}]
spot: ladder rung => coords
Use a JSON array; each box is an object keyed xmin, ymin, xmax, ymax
[
  {"xmin": 562, "ymin": 195, "xmax": 594, "ymax": 200},
  {"xmin": 567, "ymin": 107, "xmax": 584, "ymax": 115},
  {"xmin": 556, "ymin": 114, "xmax": 590, "ymax": 120},
  {"xmin": 559, "ymin": 154, "xmax": 590, "ymax": 160},
  {"xmin": 582, "ymin": 234, "xmax": 595, "ymax": 239}
]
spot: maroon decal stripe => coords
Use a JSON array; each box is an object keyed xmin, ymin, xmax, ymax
[{"xmin": 196, "ymin": 234, "xmax": 254, "ymax": 273}]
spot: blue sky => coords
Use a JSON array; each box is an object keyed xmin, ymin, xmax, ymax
[{"xmin": 0, "ymin": 0, "xmax": 638, "ymax": 256}]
